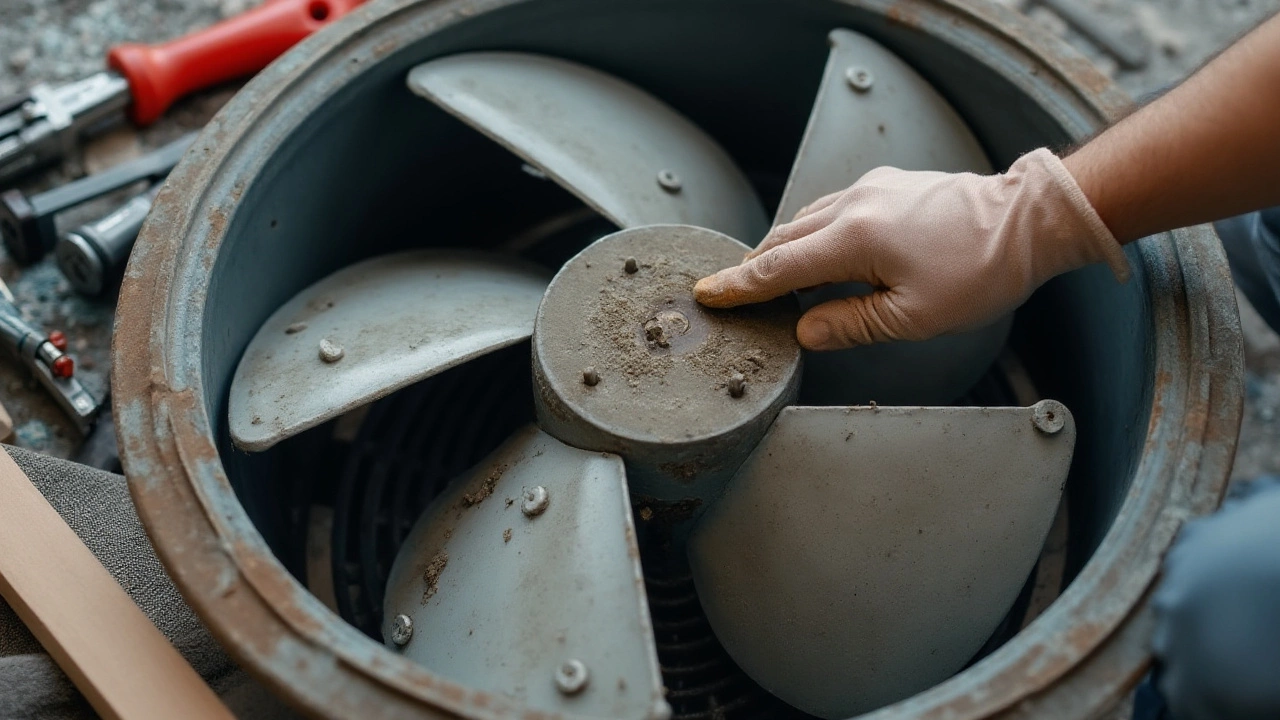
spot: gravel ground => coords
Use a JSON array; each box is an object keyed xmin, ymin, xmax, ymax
[{"xmin": 0, "ymin": 0, "xmax": 1277, "ymax": 473}]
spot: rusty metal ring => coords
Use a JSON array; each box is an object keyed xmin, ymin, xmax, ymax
[{"xmin": 112, "ymin": 0, "xmax": 1243, "ymax": 717}]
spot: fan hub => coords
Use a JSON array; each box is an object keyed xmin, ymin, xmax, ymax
[{"xmin": 532, "ymin": 224, "xmax": 801, "ymax": 509}]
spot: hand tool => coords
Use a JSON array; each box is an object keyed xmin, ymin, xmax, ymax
[
  {"xmin": 56, "ymin": 183, "xmax": 162, "ymax": 297},
  {"xmin": 0, "ymin": 278, "xmax": 99, "ymax": 433},
  {"xmin": 0, "ymin": 0, "xmax": 366, "ymax": 187},
  {"xmin": 1, "ymin": 132, "xmax": 194, "ymax": 264},
  {"xmin": 0, "ymin": 450, "xmax": 234, "ymax": 720}
]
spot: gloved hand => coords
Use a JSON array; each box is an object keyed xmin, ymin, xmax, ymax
[{"xmin": 693, "ymin": 148, "xmax": 1131, "ymax": 350}]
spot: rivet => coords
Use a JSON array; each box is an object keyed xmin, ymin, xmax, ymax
[
  {"xmin": 1032, "ymin": 400, "xmax": 1067, "ymax": 434},
  {"xmin": 656, "ymin": 170, "xmax": 682, "ymax": 193},
  {"xmin": 624, "ymin": 257, "xmax": 639, "ymax": 274},
  {"xmin": 522, "ymin": 486, "xmax": 550, "ymax": 517},
  {"xmin": 728, "ymin": 373, "xmax": 746, "ymax": 398},
  {"xmin": 555, "ymin": 658, "xmax": 590, "ymax": 695},
  {"xmin": 583, "ymin": 367, "xmax": 600, "ymax": 386},
  {"xmin": 390, "ymin": 614, "xmax": 413, "ymax": 646},
  {"xmin": 845, "ymin": 66, "xmax": 874, "ymax": 92},
  {"xmin": 318, "ymin": 338, "xmax": 345, "ymax": 363}
]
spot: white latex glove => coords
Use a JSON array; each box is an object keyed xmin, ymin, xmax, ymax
[{"xmin": 694, "ymin": 148, "xmax": 1131, "ymax": 350}]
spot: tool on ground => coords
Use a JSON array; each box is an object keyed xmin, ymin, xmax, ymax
[
  {"xmin": 0, "ymin": 450, "xmax": 234, "ymax": 720},
  {"xmin": 0, "ymin": 0, "xmax": 366, "ymax": 187},
  {"xmin": 1, "ymin": 132, "xmax": 193, "ymax": 264},
  {"xmin": 0, "ymin": 400, "xmax": 11, "ymax": 442},
  {"xmin": 0, "ymin": 278, "xmax": 99, "ymax": 432},
  {"xmin": 56, "ymin": 183, "xmax": 162, "ymax": 297}
]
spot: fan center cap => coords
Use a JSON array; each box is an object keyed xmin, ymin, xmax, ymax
[{"xmin": 532, "ymin": 224, "xmax": 801, "ymax": 507}]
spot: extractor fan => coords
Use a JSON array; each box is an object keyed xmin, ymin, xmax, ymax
[{"xmin": 227, "ymin": 29, "xmax": 1076, "ymax": 720}]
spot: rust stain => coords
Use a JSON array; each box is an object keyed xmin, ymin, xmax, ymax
[{"xmin": 885, "ymin": 0, "xmax": 924, "ymax": 29}]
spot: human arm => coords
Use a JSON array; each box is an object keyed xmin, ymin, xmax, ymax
[{"xmin": 694, "ymin": 13, "xmax": 1280, "ymax": 350}]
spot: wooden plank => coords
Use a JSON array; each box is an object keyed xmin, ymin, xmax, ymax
[{"xmin": 0, "ymin": 450, "xmax": 233, "ymax": 720}]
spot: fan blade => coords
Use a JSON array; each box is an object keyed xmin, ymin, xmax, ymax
[
  {"xmin": 687, "ymin": 402, "xmax": 1075, "ymax": 719},
  {"xmin": 777, "ymin": 29, "xmax": 1005, "ymax": 406},
  {"xmin": 774, "ymin": 28, "xmax": 991, "ymax": 223},
  {"xmin": 383, "ymin": 425, "xmax": 669, "ymax": 720},
  {"xmin": 228, "ymin": 251, "xmax": 548, "ymax": 452},
  {"xmin": 407, "ymin": 53, "xmax": 769, "ymax": 242}
]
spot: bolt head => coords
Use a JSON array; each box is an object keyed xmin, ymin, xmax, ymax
[
  {"xmin": 521, "ymin": 485, "xmax": 550, "ymax": 517},
  {"xmin": 728, "ymin": 373, "xmax": 746, "ymax": 398},
  {"xmin": 845, "ymin": 66, "xmax": 874, "ymax": 92},
  {"xmin": 554, "ymin": 658, "xmax": 590, "ymax": 695},
  {"xmin": 624, "ymin": 256, "xmax": 639, "ymax": 274},
  {"xmin": 1031, "ymin": 400, "xmax": 1067, "ymax": 434},
  {"xmin": 390, "ymin": 613, "xmax": 413, "ymax": 646},
  {"xmin": 318, "ymin": 338, "xmax": 345, "ymax": 363},
  {"xmin": 583, "ymin": 367, "xmax": 600, "ymax": 386},
  {"xmin": 656, "ymin": 170, "xmax": 682, "ymax": 193}
]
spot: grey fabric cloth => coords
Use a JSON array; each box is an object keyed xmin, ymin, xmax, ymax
[
  {"xmin": 0, "ymin": 445, "xmax": 298, "ymax": 719},
  {"xmin": 1151, "ymin": 477, "xmax": 1280, "ymax": 720}
]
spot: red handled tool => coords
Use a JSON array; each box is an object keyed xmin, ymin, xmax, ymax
[{"xmin": 0, "ymin": 0, "xmax": 365, "ymax": 186}]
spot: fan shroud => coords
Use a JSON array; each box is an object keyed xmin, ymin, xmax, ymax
[{"xmin": 110, "ymin": 0, "xmax": 1242, "ymax": 718}]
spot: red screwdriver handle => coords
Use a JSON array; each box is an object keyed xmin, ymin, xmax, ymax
[{"xmin": 107, "ymin": 0, "xmax": 365, "ymax": 126}]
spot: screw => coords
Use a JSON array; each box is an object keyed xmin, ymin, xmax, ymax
[
  {"xmin": 656, "ymin": 170, "xmax": 682, "ymax": 193},
  {"xmin": 728, "ymin": 373, "xmax": 746, "ymax": 398},
  {"xmin": 390, "ymin": 614, "xmax": 413, "ymax": 646},
  {"xmin": 319, "ymin": 338, "xmax": 345, "ymax": 363},
  {"xmin": 845, "ymin": 66, "xmax": 874, "ymax": 92},
  {"xmin": 1032, "ymin": 400, "xmax": 1067, "ymax": 434},
  {"xmin": 522, "ymin": 486, "xmax": 550, "ymax": 517},
  {"xmin": 624, "ymin": 257, "xmax": 639, "ymax": 274},
  {"xmin": 555, "ymin": 658, "xmax": 590, "ymax": 695},
  {"xmin": 583, "ymin": 367, "xmax": 600, "ymax": 386}
]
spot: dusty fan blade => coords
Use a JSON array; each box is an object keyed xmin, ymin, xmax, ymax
[
  {"xmin": 228, "ymin": 251, "xmax": 548, "ymax": 451},
  {"xmin": 687, "ymin": 402, "xmax": 1075, "ymax": 719},
  {"xmin": 777, "ymin": 29, "xmax": 1007, "ymax": 406},
  {"xmin": 383, "ymin": 425, "xmax": 669, "ymax": 720},
  {"xmin": 407, "ymin": 53, "xmax": 769, "ymax": 242}
]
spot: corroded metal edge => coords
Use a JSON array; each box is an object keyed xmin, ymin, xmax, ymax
[{"xmin": 110, "ymin": 0, "xmax": 1243, "ymax": 719}]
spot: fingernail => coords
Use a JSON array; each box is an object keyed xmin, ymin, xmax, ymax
[{"xmin": 797, "ymin": 320, "xmax": 833, "ymax": 350}]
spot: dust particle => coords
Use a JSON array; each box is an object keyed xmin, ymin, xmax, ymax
[
  {"xmin": 461, "ymin": 465, "xmax": 506, "ymax": 507},
  {"xmin": 422, "ymin": 551, "xmax": 448, "ymax": 603},
  {"xmin": 503, "ymin": 528, "xmax": 512, "ymax": 543}
]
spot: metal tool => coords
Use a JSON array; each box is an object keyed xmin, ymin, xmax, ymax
[
  {"xmin": 56, "ymin": 183, "xmax": 162, "ymax": 297},
  {"xmin": 0, "ymin": 279, "xmax": 99, "ymax": 432},
  {"xmin": 0, "ymin": 0, "xmax": 366, "ymax": 187},
  {"xmin": 1, "ymin": 132, "xmax": 193, "ymax": 264}
]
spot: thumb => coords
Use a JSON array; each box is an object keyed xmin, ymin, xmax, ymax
[{"xmin": 796, "ymin": 292, "xmax": 914, "ymax": 350}]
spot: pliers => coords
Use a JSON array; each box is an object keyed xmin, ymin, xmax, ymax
[{"xmin": 0, "ymin": 0, "xmax": 366, "ymax": 187}]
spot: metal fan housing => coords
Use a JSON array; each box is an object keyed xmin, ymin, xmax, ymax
[{"xmin": 111, "ymin": 0, "xmax": 1243, "ymax": 718}]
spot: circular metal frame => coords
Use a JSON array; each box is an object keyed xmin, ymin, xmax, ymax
[{"xmin": 112, "ymin": 0, "xmax": 1243, "ymax": 718}]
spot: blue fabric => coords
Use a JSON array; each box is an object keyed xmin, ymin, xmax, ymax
[
  {"xmin": 1148, "ymin": 477, "xmax": 1280, "ymax": 720},
  {"xmin": 1216, "ymin": 209, "xmax": 1280, "ymax": 333}
]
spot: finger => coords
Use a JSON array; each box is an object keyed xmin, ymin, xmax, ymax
[
  {"xmin": 792, "ymin": 188, "xmax": 845, "ymax": 222},
  {"xmin": 696, "ymin": 238, "xmax": 845, "ymax": 309},
  {"xmin": 795, "ymin": 292, "xmax": 916, "ymax": 350},
  {"xmin": 746, "ymin": 202, "xmax": 842, "ymax": 260}
]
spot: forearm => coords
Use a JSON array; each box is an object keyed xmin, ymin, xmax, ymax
[{"xmin": 1064, "ymin": 13, "xmax": 1280, "ymax": 244}]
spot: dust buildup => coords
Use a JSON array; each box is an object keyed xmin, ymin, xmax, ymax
[
  {"xmin": 461, "ymin": 465, "xmax": 505, "ymax": 507},
  {"xmin": 503, "ymin": 528, "xmax": 512, "ymax": 543},
  {"xmin": 587, "ymin": 251, "xmax": 793, "ymax": 391},
  {"xmin": 422, "ymin": 551, "xmax": 448, "ymax": 603}
]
